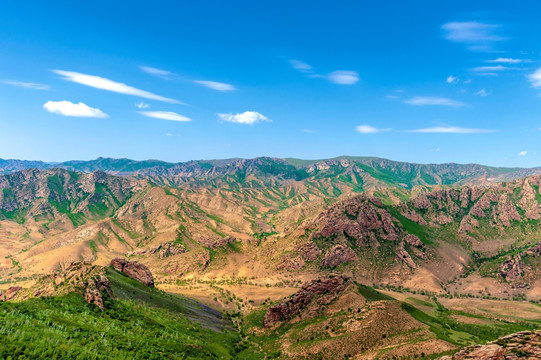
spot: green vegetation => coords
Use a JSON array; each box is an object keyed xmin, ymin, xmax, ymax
[{"xmin": 0, "ymin": 270, "xmax": 241, "ymax": 359}]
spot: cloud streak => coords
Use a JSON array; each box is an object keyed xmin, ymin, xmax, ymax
[
  {"xmin": 328, "ymin": 70, "xmax": 359, "ymax": 85},
  {"xmin": 218, "ymin": 111, "xmax": 270, "ymax": 125},
  {"xmin": 355, "ymin": 125, "xmax": 390, "ymax": 134},
  {"xmin": 405, "ymin": 126, "xmax": 496, "ymax": 134},
  {"xmin": 52, "ymin": 70, "xmax": 182, "ymax": 104},
  {"xmin": 44, "ymin": 100, "xmax": 108, "ymax": 118},
  {"xmin": 403, "ymin": 96, "xmax": 466, "ymax": 107},
  {"xmin": 2, "ymin": 80, "xmax": 50, "ymax": 90},
  {"xmin": 194, "ymin": 80, "xmax": 236, "ymax": 92},
  {"xmin": 139, "ymin": 111, "xmax": 191, "ymax": 122},
  {"xmin": 486, "ymin": 58, "xmax": 530, "ymax": 64},
  {"xmin": 139, "ymin": 66, "xmax": 172, "ymax": 79},
  {"xmin": 442, "ymin": 21, "xmax": 506, "ymax": 50}
]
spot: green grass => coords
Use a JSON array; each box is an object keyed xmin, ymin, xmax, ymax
[{"xmin": 0, "ymin": 269, "xmax": 241, "ymax": 359}]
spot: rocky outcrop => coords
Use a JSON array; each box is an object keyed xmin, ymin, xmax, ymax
[
  {"xmin": 298, "ymin": 242, "xmax": 322, "ymax": 261},
  {"xmin": 320, "ymin": 245, "xmax": 357, "ymax": 268},
  {"xmin": 441, "ymin": 330, "xmax": 541, "ymax": 359},
  {"xmin": 3, "ymin": 286, "xmax": 22, "ymax": 301},
  {"xmin": 199, "ymin": 236, "xmax": 236, "ymax": 249},
  {"xmin": 499, "ymin": 255, "xmax": 524, "ymax": 282},
  {"xmin": 262, "ymin": 276, "xmax": 351, "ymax": 327},
  {"xmin": 110, "ymin": 258, "xmax": 154, "ymax": 287},
  {"xmin": 84, "ymin": 274, "xmax": 112, "ymax": 309},
  {"xmin": 498, "ymin": 241, "xmax": 541, "ymax": 282},
  {"xmin": 129, "ymin": 242, "xmax": 186, "ymax": 259}
]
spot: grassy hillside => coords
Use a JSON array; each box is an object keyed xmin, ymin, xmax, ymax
[{"xmin": 0, "ymin": 269, "xmax": 240, "ymax": 359}]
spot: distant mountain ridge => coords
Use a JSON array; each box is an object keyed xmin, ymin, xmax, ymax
[{"xmin": 2, "ymin": 156, "xmax": 541, "ymax": 189}]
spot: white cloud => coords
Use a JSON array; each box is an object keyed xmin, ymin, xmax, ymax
[
  {"xmin": 139, "ymin": 66, "xmax": 172, "ymax": 79},
  {"xmin": 476, "ymin": 88, "xmax": 489, "ymax": 96},
  {"xmin": 528, "ymin": 68, "xmax": 541, "ymax": 88},
  {"xmin": 406, "ymin": 126, "xmax": 496, "ymax": 134},
  {"xmin": 355, "ymin": 125, "xmax": 388, "ymax": 134},
  {"xmin": 486, "ymin": 57, "xmax": 530, "ymax": 64},
  {"xmin": 165, "ymin": 133, "xmax": 173, "ymax": 136},
  {"xmin": 2, "ymin": 80, "xmax": 50, "ymax": 90},
  {"xmin": 139, "ymin": 111, "xmax": 191, "ymax": 122},
  {"xmin": 518, "ymin": 151, "xmax": 528, "ymax": 156},
  {"xmin": 404, "ymin": 96, "xmax": 465, "ymax": 107},
  {"xmin": 442, "ymin": 21, "xmax": 506, "ymax": 50},
  {"xmin": 43, "ymin": 100, "xmax": 108, "ymax": 118},
  {"xmin": 472, "ymin": 65, "xmax": 509, "ymax": 72},
  {"xmin": 217, "ymin": 111, "xmax": 269, "ymax": 125},
  {"xmin": 328, "ymin": 70, "xmax": 359, "ymax": 85},
  {"xmin": 52, "ymin": 70, "xmax": 181, "ymax": 104},
  {"xmin": 194, "ymin": 80, "xmax": 236, "ymax": 92},
  {"xmin": 290, "ymin": 60, "xmax": 312, "ymax": 73},
  {"xmin": 446, "ymin": 75, "xmax": 459, "ymax": 84},
  {"xmin": 136, "ymin": 102, "xmax": 150, "ymax": 109},
  {"xmin": 301, "ymin": 129, "xmax": 316, "ymax": 133}
]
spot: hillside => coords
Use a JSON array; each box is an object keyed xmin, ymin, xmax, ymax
[{"xmin": 3, "ymin": 159, "xmax": 541, "ymax": 358}]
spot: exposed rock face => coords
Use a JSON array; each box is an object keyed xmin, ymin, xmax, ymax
[
  {"xmin": 4, "ymin": 286, "xmax": 22, "ymax": 301},
  {"xmin": 396, "ymin": 242, "xmax": 417, "ymax": 268},
  {"xmin": 497, "ymin": 241, "xmax": 541, "ymax": 282},
  {"xmin": 84, "ymin": 274, "xmax": 112, "ymax": 309},
  {"xmin": 298, "ymin": 242, "xmax": 322, "ymax": 261},
  {"xmin": 110, "ymin": 258, "xmax": 155, "ymax": 287},
  {"xmin": 129, "ymin": 242, "xmax": 186, "ymax": 259},
  {"xmin": 199, "ymin": 236, "xmax": 236, "ymax": 249},
  {"xmin": 262, "ymin": 276, "xmax": 351, "ymax": 327},
  {"xmin": 404, "ymin": 234, "xmax": 422, "ymax": 247},
  {"xmin": 499, "ymin": 255, "xmax": 524, "ymax": 282},
  {"xmin": 442, "ymin": 330, "xmax": 541, "ymax": 359},
  {"xmin": 320, "ymin": 245, "xmax": 357, "ymax": 267}
]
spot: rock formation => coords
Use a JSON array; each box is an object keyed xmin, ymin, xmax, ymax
[
  {"xmin": 262, "ymin": 275, "xmax": 351, "ymax": 327},
  {"xmin": 110, "ymin": 258, "xmax": 155, "ymax": 287},
  {"xmin": 441, "ymin": 330, "xmax": 541, "ymax": 359}
]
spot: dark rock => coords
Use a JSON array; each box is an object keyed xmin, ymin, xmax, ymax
[{"xmin": 110, "ymin": 258, "xmax": 155, "ymax": 287}]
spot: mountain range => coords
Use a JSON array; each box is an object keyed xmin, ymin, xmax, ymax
[{"xmin": 3, "ymin": 156, "xmax": 541, "ymax": 359}]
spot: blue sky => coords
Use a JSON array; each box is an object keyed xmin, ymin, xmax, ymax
[{"xmin": 2, "ymin": 1, "xmax": 541, "ymax": 166}]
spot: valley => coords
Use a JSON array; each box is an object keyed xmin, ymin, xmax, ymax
[{"xmin": 3, "ymin": 156, "xmax": 541, "ymax": 358}]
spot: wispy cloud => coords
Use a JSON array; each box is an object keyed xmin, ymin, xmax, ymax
[
  {"xmin": 476, "ymin": 88, "xmax": 489, "ymax": 96},
  {"xmin": 355, "ymin": 125, "xmax": 390, "ymax": 134},
  {"xmin": 218, "ymin": 111, "xmax": 270, "ymax": 125},
  {"xmin": 328, "ymin": 70, "xmax": 359, "ymax": 85},
  {"xmin": 405, "ymin": 126, "xmax": 496, "ymax": 134},
  {"xmin": 44, "ymin": 100, "xmax": 108, "ymax": 118},
  {"xmin": 139, "ymin": 66, "xmax": 172, "ymax": 79},
  {"xmin": 52, "ymin": 70, "xmax": 182, "ymax": 104},
  {"xmin": 289, "ymin": 60, "xmax": 312, "ymax": 73},
  {"xmin": 194, "ymin": 80, "xmax": 236, "ymax": 92},
  {"xmin": 446, "ymin": 75, "xmax": 459, "ymax": 84},
  {"xmin": 471, "ymin": 65, "xmax": 509, "ymax": 72},
  {"xmin": 528, "ymin": 68, "xmax": 541, "ymax": 88},
  {"xmin": 442, "ymin": 21, "xmax": 506, "ymax": 51},
  {"xmin": 135, "ymin": 102, "xmax": 150, "ymax": 109},
  {"xmin": 404, "ymin": 96, "xmax": 466, "ymax": 107},
  {"xmin": 518, "ymin": 151, "xmax": 528, "ymax": 156},
  {"xmin": 2, "ymin": 80, "xmax": 50, "ymax": 90},
  {"xmin": 139, "ymin": 111, "xmax": 191, "ymax": 122},
  {"xmin": 301, "ymin": 129, "xmax": 316, "ymax": 133},
  {"xmin": 290, "ymin": 60, "xmax": 359, "ymax": 85},
  {"xmin": 486, "ymin": 57, "xmax": 530, "ymax": 64}
]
